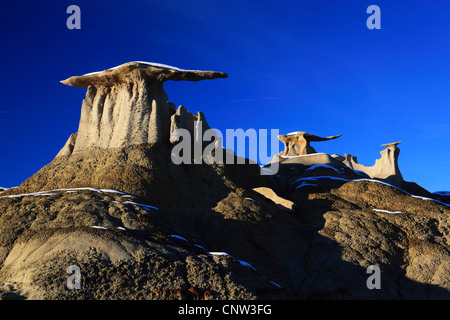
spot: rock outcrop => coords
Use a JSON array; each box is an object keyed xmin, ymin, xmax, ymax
[
  {"xmin": 343, "ymin": 141, "xmax": 403, "ymax": 185},
  {"xmin": 5, "ymin": 62, "xmax": 250, "ymax": 205},
  {"xmin": 1, "ymin": 62, "xmax": 449, "ymax": 300},
  {"xmin": 278, "ymin": 131, "xmax": 342, "ymax": 157},
  {"xmin": 58, "ymin": 61, "xmax": 227, "ymax": 156}
]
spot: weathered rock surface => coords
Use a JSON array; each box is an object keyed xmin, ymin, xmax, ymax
[
  {"xmin": 344, "ymin": 141, "xmax": 404, "ymax": 185},
  {"xmin": 58, "ymin": 62, "xmax": 227, "ymax": 156},
  {"xmin": 278, "ymin": 131, "xmax": 342, "ymax": 156},
  {"xmin": 0, "ymin": 189, "xmax": 283, "ymax": 300},
  {"xmin": 1, "ymin": 63, "xmax": 449, "ymax": 300},
  {"xmin": 1, "ymin": 174, "xmax": 449, "ymax": 300}
]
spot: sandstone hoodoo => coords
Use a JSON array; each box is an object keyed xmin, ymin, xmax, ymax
[
  {"xmin": 343, "ymin": 141, "xmax": 403, "ymax": 185},
  {"xmin": 0, "ymin": 62, "xmax": 449, "ymax": 300},
  {"xmin": 7, "ymin": 62, "xmax": 243, "ymax": 206},
  {"xmin": 278, "ymin": 131, "xmax": 342, "ymax": 157},
  {"xmin": 58, "ymin": 61, "xmax": 227, "ymax": 156}
]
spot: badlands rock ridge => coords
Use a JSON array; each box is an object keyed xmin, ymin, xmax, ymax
[{"xmin": 0, "ymin": 62, "xmax": 449, "ymax": 300}]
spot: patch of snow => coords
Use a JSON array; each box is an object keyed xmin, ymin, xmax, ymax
[
  {"xmin": 90, "ymin": 226, "xmax": 110, "ymax": 230},
  {"xmin": 291, "ymin": 176, "xmax": 350, "ymax": 186},
  {"xmin": 306, "ymin": 164, "xmax": 343, "ymax": 173},
  {"xmin": 286, "ymin": 131, "xmax": 302, "ymax": 136},
  {"xmin": 121, "ymin": 195, "xmax": 136, "ymax": 198},
  {"xmin": 139, "ymin": 204, "xmax": 159, "ymax": 210},
  {"xmin": 169, "ymin": 234, "xmax": 188, "ymax": 242},
  {"xmin": 295, "ymin": 182, "xmax": 318, "ymax": 190},
  {"xmin": 207, "ymin": 252, "xmax": 230, "ymax": 256},
  {"xmin": 134, "ymin": 61, "xmax": 192, "ymax": 71},
  {"xmin": 116, "ymin": 227, "xmax": 126, "ymax": 231},
  {"xmin": 100, "ymin": 189, "xmax": 125, "ymax": 194},
  {"xmin": 122, "ymin": 201, "xmax": 159, "ymax": 210},
  {"xmin": 0, "ymin": 191, "xmax": 57, "ymax": 199},
  {"xmin": 270, "ymin": 281, "xmax": 282, "ymax": 288},
  {"xmin": 237, "ymin": 260, "xmax": 256, "ymax": 271},
  {"xmin": 53, "ymin": 187, "xmax": 104, "ymax": 194},
  {"xmin": 245, "ymin": 197, "xmax": 257, "ymax": 203},
  {"xmin": 373, "ymin": 209, "xmax": 402, "ymax": 214},
  {"xmin": 82, "ymin": 61, "xmax": 200, "ymax": 77},
  {"xmin": 433, "ymin": 191, "xmax": 450, "ymax": 196},
  {"xmin": 194, "ymin": 244, "xmax": 206, "ymax": 250}
]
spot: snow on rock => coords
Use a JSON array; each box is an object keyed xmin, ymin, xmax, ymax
[
  {"xmin": 353, "ymin": 179, "xmax": 450, "ymax": 207},
  {"xmin": 291, "ymin": 176, "xmax": 350, "ymax": 186},
  {"xmin": 373, "ymin": 209, "xmax": 402, "ymax": 214},
  {"xmin": 90, "ymin": 226, "xmax": 110, "ymax": 230},
  {"xmin": 207, "ymin": 252, "xmax": 230, "ymax": 256},
  {"xmin": 100, "ymin": 189, "xmax": 126, "ymax": 194},
  {"xmin": 433, "ymin": 191, "xmax": 450, "ymax": 196},
  {"xmin": 0, "ymin": 192, "xmax": 57, "ymax": 199},
  {"xmin": 237, "ymin": 260, "xmax": 256, "ymax": 271},
  {"xmin": 194, "ymin": 244, "xmax": 207, "ymax": 250},
  {"xmin": 305, "ymin": 164, "xmax": 346, "ymax": 173},
  {"xmin": 295, "ymin": 182, "xmax": 318, "ymax": 190},
  {"xmin": 122, "ymin": 201, "xmax": 159, "ymax": 211},
  {"xmin": 82, "ymin": 61, "xmax": 199, "ymax": 76},
  {"xmin": 169, "ymin": 234, "xmax": 189, "ymax": 242},
  {"xmin": 270, "ymin": 281, "xmax": 282, "ymax": 288}
]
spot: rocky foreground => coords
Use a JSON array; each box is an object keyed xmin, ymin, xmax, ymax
[{"xmin": 0, "ymin": 155, "xmax": 449, "ymax": 299}]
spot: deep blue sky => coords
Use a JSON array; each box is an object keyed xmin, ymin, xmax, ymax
[{"xmin": 0, "ymin": 1, "xmax": 449, "ymax": 192}]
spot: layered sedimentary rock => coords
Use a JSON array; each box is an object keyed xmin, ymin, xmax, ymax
[
  {"xmin": 344, "ymin": 141, "xmax": 403, "ymax": 185},
  {"xmin": 58, "ymin": 61, "xmax": 227, "ymax": 156}
]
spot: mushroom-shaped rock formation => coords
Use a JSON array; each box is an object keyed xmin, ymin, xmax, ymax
[
  {"xmin": 58, "ymin": 61, "xmax": 227, "ymax": 156},
  {"xmin": 278, "ymin": 131, "xmax": 342, "ymax": 157},
  {"xmin": 343, "ymin": 141, "xmax": 403, "ymax": 185},
  {"xmin": 266, "ymin": 131, "xmax": 343, "ymax": 167}
]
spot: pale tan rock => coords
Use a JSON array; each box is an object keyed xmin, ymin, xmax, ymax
[
  {"xmin": 253, "ymin": 187, "xmax": 295, "ymax": 212},
  {"xmin": 278, "ymin": 131, "xmax": 342, "ymax": 156},
  {"xmin": 59, "ymin": 62, "xmax": 227, "ymax": 156},
  {"xmin": 169, "ymin": 106, "xmax": 213, "ymax": 144},
  {"xmin": 266, "ymin": 131, "xmax": 342, "ymax": 168},
  {"xmin": 55, "ymin": 133, "xmax": 77, "ymax": 158},
  {"xmin": 273, "ymin": 153, "xmax": 345, "ymax": 167},
  {"xmin": 343, "ymin": 141, "xmax": 403, "ymax": 184}
]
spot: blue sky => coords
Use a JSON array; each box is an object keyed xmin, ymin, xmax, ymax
[{"xmin": 0, "ymin": 0, "xmax": 449, "ymax": 192}]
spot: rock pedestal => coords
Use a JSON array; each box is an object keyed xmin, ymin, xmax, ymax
[
  {"xmin": 58, "ymin": 61, "xmax": 227, "ymax": 156},
  {"xmin": 344, "ymin": 141, "xmax": 403, "ymax": 185},
  {"xmin": 278, "ymin": 131, "xmax": 342, "ymax": 156}
]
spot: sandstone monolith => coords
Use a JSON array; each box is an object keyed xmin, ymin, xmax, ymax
[
  {"xmin": 343, "ymin": 141, "xmax": 403, "ymax": 185},
  {"xmin": 58, "ymin": 61, "xmax": 227, "ymax": 156}
]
